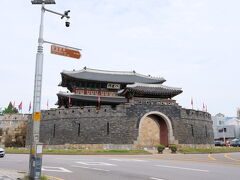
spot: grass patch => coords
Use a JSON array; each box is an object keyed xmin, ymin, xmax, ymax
[
  {"xmin": 5, "ymin": 148, "xmax": 148, "ymax": 154},
  {"xmin": 178, "ymin": 147, "xmax": 240, "ymax": 154},
  {"xmin": 5, "ymin": 148, "xmax": 29, "ymax": 153},
  {"xmin": 23, "ymin": 175, "xmax": 48, "ymax": 180},
  {"xmin": 43, "ymin": 149, "xmax": 148, "ymax": 154}
]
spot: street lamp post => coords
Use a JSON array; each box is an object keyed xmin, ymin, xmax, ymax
[
  {"xmin": 30, "ymin": 1, "xmax": 72, "ymax": 179},
  {"xmin": 29, "ymin": 1, "xmax": 48, "ymax": 179}
]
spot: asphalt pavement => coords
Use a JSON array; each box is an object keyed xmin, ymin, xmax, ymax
[
  {"xmin": 0, "ymin": 168, "xmax": 25, "ymax": 180},
  {"xmin": 0, "ymin": 153, "xmax": 240, "ymax": 180}
]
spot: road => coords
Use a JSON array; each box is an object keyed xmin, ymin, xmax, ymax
[{"xmin": 0, "ymin": 153, "xmax": 240, "ymax": 180}]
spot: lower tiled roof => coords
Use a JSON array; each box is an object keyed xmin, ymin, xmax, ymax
[{"xmin": 57, "ymin": 92, "xmax": 128, "ymax": 104}]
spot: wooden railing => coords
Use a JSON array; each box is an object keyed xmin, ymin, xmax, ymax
[{"xmin": 74, "ymin": 88, "xmax": 117, "ymax": 97}]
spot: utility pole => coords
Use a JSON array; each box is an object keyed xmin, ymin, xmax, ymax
[{"xmin": 30, "ymin": 1, "xmax": 74, "ymax": 179}]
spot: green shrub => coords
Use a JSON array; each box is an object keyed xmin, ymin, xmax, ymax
[
  {"xmin": 169, "ymin": 144, "xmax": 177, "ymax": 153},
  {"xmin": 157, "ymin": 144, "xmax": 165, "ymax": 154}
]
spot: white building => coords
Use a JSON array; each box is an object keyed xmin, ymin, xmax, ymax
[{"xmin": 212, "ymin": 113, "xmax": 240, "ymax": 141}]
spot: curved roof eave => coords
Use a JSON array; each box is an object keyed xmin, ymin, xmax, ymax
[
  {"xmin": 61, "ymin": 68, "xmax": 166, "ymax": 84},
  {"xmin": 118, "ymin": 82, "xmax": 183, "ymax": 97}
]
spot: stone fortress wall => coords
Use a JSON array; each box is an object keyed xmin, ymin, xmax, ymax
[{"xmin": 33, "ymin": 98, "xmax": 214, "ymax": 149}]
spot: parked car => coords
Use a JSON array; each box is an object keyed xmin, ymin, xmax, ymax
[
  {"xmin": 214, "ymin": 141, "xmax": 226, "ymax": 146},
  {"xmin": 230, "ymin": 140, "xmax": 240, "ymax": 147},
  {"xmin": 0, "ymin": 148, "xmax": 5, "ymax": 158}
]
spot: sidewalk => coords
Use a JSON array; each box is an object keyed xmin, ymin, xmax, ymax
[{"xmin": 0, "ymin": 169, "xmax": 26, "ymax": 180}]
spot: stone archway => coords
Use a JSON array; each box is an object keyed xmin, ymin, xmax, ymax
[{"xmin": 136, "ymin": 111, "xmax": 175, "ymax": 147}]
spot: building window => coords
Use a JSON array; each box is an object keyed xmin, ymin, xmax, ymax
[
  {"xmin": 53, "ymin": 124, "xmax": 56, "ymax": 138},
  {"xmin": 107, "ymin": 122, "xmax": 110, "ymax": 135},
  {"xmin": 219, "ymin": 121, "xmax": 224, "ymax": 125},
  {"xmin": 218, "ymin": 128, "xmax": 227, "ymax": 133},
  {"xmin": 101, "ymin": 83, "xmax": 106, "ymax": 88},
  {"xmin": 78, "ymin": 123, "xmax": 81, "ymax": 136}
]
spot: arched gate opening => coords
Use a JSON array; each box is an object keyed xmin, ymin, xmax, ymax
[{"xmin": 137, "ymin": 111, "xmax": 175, "ymax": 147}]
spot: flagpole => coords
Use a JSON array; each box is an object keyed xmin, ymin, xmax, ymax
[
  {"xmin": 191, "ymin": 97, "xmax": 193, "ymax": 109},
  {"xmin": 29, "ymin": 101, "xmax": 32, "ymax": 114}
]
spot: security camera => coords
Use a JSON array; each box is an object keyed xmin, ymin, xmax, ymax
[
  {"xmin": 65, "ymin": 19, "xmax": 70, "ymax": 27},
  {"xmin": 61, "ymin": 10, "xmax": 71, "ymax": 19}
]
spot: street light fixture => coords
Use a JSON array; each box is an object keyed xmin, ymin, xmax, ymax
[{"xmin": 31, "ymin": 0, "xmax": 55, "ymax": 4}]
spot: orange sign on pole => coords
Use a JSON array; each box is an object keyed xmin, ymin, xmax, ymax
[{"xmin": 51, "ymin": 45, "xmax": 81, "ymax": 59}]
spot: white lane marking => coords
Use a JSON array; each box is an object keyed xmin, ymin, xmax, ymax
[
  {"xmin": 155, "ymin": 165, "xmax": 209, "ymax": 172},
  {"xmin": 150, "ymin": 177, "xmax": 166, "ymax": 180},
  {"xmin": 76, "ymin": 161, "xmax": 117, "ymax": 166},
  {"xmin": 56, "ymin": 158, "xmax": 92, "ymax": 161},
  {"xmin": 72, "ymin": 165, "xmax": 110, "ymax": 172},
  {"xmin": 42, "ymin": 166, "xmax": 72, "ymax": 173},
  {"xmin": 110, "ymin": 158, "xmax": 147, "ymax": 162}
]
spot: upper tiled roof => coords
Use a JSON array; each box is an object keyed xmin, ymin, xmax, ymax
[
  {"xmin": 61, "ymin": 67, "xmax": 166, "ymax": 84},
  {"xmin": 118, "ymin": 83, "xmax": 183, "ymax": 98}
]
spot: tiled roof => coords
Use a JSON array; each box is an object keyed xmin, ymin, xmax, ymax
[
  {"xmin": 57, "ymin": 92, "xmax": 128, "ymax": 104},
  {"xmin": 118, "ymin": 83, "xmax": 182, "ymax": 98},
  {"xmin": 61, "ymin": 67, "xmax": 165, "ymax": 84}
]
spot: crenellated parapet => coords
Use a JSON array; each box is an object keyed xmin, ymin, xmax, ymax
[
  {"xmin": 41, "ymin": 105, "xmax": 128, "ymax": 121},
  {"xmin": 181, "ymin": 108, "xmax": 212, "ymax": 122}
]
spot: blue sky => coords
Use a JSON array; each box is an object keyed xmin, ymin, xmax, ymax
[{"xmin": 0, "ymin": 0, "xmax": 239, "ymax": 116}]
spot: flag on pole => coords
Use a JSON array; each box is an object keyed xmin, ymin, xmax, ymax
[
  {"xmin": 191, "ymin": 97, "xmax": 193, "ymax": 109},
  {"xmin": 202, "ymin": 103, "xmax": 205, "ymax": 111},
  {"xmin": 29, "ymin": 101, "xmax": 31, "ymax": 112},
  {"xmin": 206, "ymin": 105, "xmax": 208, "ymax": 112},
  {"xmin": 47, "ymin": 100, "xmax": 49, "ymax": 110},
  {"xmin": 98, "ymin": 89, "xmax": 101, "ymax": 103},
  {"xmin": 97, "ymin": 89, "xmax": 101, "ymax": 108},
  {"xmin": 18, "ymin": 102, "xmax": 23, "ymax": 113},
  {"xmin": 18, "ymin": 102, "xmax": 22, "ymax": 110}
]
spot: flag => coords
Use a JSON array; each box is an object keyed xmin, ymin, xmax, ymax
[
  {"xmin": 47, "ymin": 100, "xmax": 49, "ymax": 109},
  {"xmin": 18, "ymin": 102, "xmax": 22, "ymax": 111},
  {"xmin": 98, "ymin": 89, "xmax": 101, "ymax": 106},
  {"xmin": 29, "ymin": 101, "xmax": 31, "ymax": 112},
  {"xmin": 191, "ymin": 97, "xmax": 193, "ymax": 109},
  {"xmin": 203, "ymin": 103, "xmax": 205, "ymax": 111},
  {"xmin": 206, "ymin": 105, "xmax": 208, "ymax": 112}
]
